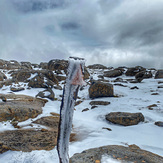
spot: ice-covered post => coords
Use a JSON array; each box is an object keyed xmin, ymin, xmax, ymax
[{"xmin": 57, "ymin": 57, "xmax": 85, "ymax": 163}]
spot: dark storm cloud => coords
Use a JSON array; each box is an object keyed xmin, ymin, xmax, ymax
[
  {"xmin": 1, "ymin": 0, "xmax": 163, "ymax": 68},
  {"xmin": 10, "ymin": 0, "xmax": 66, "ymax": 12},
  {"xmin": 87, "ymin": 0, "xmax": 163, "ymax": 49},
  {"xmin": 76, "ymin": 0, "xmax": 163, "ymax": 67}
]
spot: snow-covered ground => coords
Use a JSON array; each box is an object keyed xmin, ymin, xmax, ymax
[{"xmin": 0, "ymin": 68, "xmax": 163, "ymax": 163}]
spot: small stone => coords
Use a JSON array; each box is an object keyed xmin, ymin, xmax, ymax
[
  {"xmin": 89, "ymin": 101, "xmax": 110, "ymax": 106},
  {"xmin": 130, "ymin": 86, "xmax": 139, "ymax": 89},
  {"xmin": 91, "ymin": 106, "xmax": 98, "ymax": 109},
  {"xmin": 151, "ymin": 93, "xmax": 159, "ymax": 95},
  {"xmin": 41, "ymin": 128, "xmax": 48, "ymax": 132},
  {"xmin": 82, "ymin": 108, "xmax": 89, "ymax": 112},
  {"xmin": 147, "ymin": 104, "xmax": 157, "ymax": 110},
  {"xmin": 114, "ymin": 83, "xmax": 127, "ymax": 87},
  {"xmin": 158, "ymin": 85, "xmax": 163, "ymax": 88},
  {"xmin": 155, "ymin": 121, "xmax": 163, "ymax": 127},
  {"xmin": 10, "ymin": 87, "xmax": 25, "ymax": 92},
  {"xmin": 102, "ymin": 127, "xmax": 112, "ymax": 131},
  {"xmin": 10, "ymin": 121, "xmax": 20, "ymax": 128}
]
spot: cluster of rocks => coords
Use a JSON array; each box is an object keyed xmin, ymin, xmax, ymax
[
  {"xmin": 88, "ymin": 64, "xmax": 163, "ymax": 82},
  {"xmin": 0, "ymin": 59, "xmax": 90, "ymax": 101},
  {"xmin": 0, "ymin": 59, "xmax": 163, "ymax": 162},
  {"xmin": 0, "ymin": 93, "xmax": 77, "ymax": 154}
]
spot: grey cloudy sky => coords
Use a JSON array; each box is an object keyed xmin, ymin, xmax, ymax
[{"xmin": 0, "ymin": 0, "xmax": 163, "ymax": 68}]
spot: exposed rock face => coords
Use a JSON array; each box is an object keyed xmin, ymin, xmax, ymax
[
  {"xmin": 125, "ymin": 66, "xmax": 146, "ymax": 76},
  {"xmin": 0, "ymin": 79, "xmax": 14, "ymax": 88},
  {"xmin": 89, "ymin": 80, "xmax": 114, "ymax": 99},
  {"xmin": 75, "ymin": 100, "xmax": 83, "ymax": 106},
  {"xmin": 155, "ymin": 70, "xmax": 163, "ymax": 79},
  {"xmin": 87, "ymin": 64, "xmax": 107, "ymax": 69},
  {"xmin": 42, "ymin": 70, "xmax": 58, "ymax": 84},
  {"xmin": 33, "ymin": 116, "xmax": 59, "ymax": 129},
  {"xmin": 89, "ymin": 101, "xmax": 110, "ymax": 106},
  {"xmin": 36, "ymin": 88, "xmax": 55, "ymax": 101},
  {"xmin": 39, "ymin": 62, "xmax": 48, "ymax": 69},
  {"xmin": 48, "ymin": 59, "xmax": 68, "ymax": 73},
  {"xmin": 0, "ymin": 94, "xmax": 47, "ymax": 122},
  {"xmin": 10, "ymin": 87, "xmax": 25, "ymax": 92},
  {"xmin": 11, "ymin": 69, "xmax": 31, "ymax": 82},
  {"xmin": 11, "ymin": 69, "xmax": 59, "ymax": 84},
  {"xmin": 0, "ymin": 114, "xmax": 76, "ymax": 153},
  {"xmin": 0, "ymin": 59, "xmax": 8, "ymax": 69},
  {"xmin": 28, "ymin": 74, "xmax": 56, "ymax": 88},
  {"xmin": 104, "ymin": 69, "xmax": 123, "ymax": 78},
  {"xmin": 0, "ymin": 142, "xmax": 10, "ymax": 154},
  {"xmin": 32, "ymin": 64, "xmax": 39, "ymax": 68},
  {"xmin": 105, "ymin": 112, "xmax": 144, "ymax": 126},
  {"xmin": 56, "ymin": 75, "xmax": 66, "ymax": 82},
  {"xmin": 0, "ymin": 72, "xmax": 7, "ymax": 81},
  {"xmin": 0, "ymin": 129, "xmax": 58, "ymax": 152},
  {"xmin": 48, "ymin": 59, "xmax": 89, "ymax": 79},
  {"xmin": 6, "ymin": 60, "xmax": 21, "ymax": 70},
  {"xmin": 70, "ymin": 145, "xmax": 163, "ymax": 163},
  {"xmin": 20, "ymin": 62, "xmax": 33, "ymax": 69},
  {"xmin": 84, "ymin": 67, "xmax": 90, "ymax": 79},
  {"xmin": 135, "ymin": 71, "xmax": 153, "ymax": 80},
  {"xmin": 28, "ymin": 75, "xmax": 47, "ymax": 88}
]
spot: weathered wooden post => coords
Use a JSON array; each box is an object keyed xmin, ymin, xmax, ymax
[{"xmin": 57, "ymin": 57, "xmax": 85, "ymax": 163}]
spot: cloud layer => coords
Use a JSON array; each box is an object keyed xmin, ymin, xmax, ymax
[{"xmin": 0, "ymin": 0, "xmax": 163, "ymax": 68}]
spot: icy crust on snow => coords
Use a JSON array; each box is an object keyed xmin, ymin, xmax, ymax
[{"xmin": 57, "ymin": 57, "xmax": 85, "ymax": 162}]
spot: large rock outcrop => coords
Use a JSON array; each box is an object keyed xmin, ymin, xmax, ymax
[
  {"xmin": 0, "ymin": 94, "xmax": 47, "ymax": 122},
  {"xmin": 0, "ymin": 129, "xmax": 58, "ymax": 152},
  {"xmin": 125, "ymin": 66, "xmax": 146, "ymax": 76},
  {"xmin": 33, "ymin": 116, "xmax": 59, "ymax": 129},
  {"xmin": 0, "ymin": 114, "xmax": 76, "ymax": 154},
  {"xmin": 70, "ymin": 145, "xmax": 163, "ymax": 163}
]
